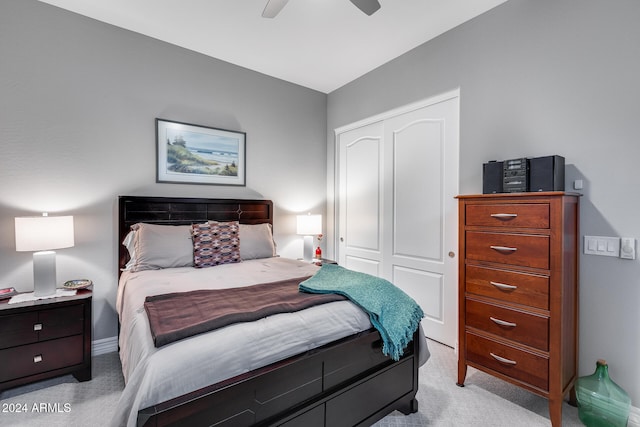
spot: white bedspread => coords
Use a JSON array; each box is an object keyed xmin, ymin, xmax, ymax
[{"xmin": 112, "ymin": 257, "xmax": 428, "ymax": 427}]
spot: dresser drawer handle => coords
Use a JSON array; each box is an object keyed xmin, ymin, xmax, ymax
[
  {"xmin": 490, "ymin": 281, "xmax": 518, "ymax": 291},
  {"xmin": 33, "ymin": 323, "xmax": 43, "ymax": 331},
  {"xmin": 490, "ymin": 352, "xmax": 517, "ymax": 365},
  {"xmin": 490, "ymin": 317, "xmax": 517, "ymax": 327},
  {"xmin": 33, "ymin": 355, "xmax": 43, "ymax": 363},
  {"xmin": 490, "ymin": 213, "xmax": 518, "ymax": 219},
  {"xmin": 490, "ymin": 245, "xmax": 518, "ymax": 252}
]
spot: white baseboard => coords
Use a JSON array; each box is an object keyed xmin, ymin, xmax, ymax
[
  {"xmin": 92, "ymin": 336, "xmax": 118, "ymax": 356},
  {"xmin": 629, "ymin": 405, "xmax": 640, "ymax": 427}
]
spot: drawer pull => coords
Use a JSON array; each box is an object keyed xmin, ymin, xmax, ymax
[
  {"xmin": 490, "ymin": 352, "xmax": 517, "ymax": 365},
  {"xmin": 490, "ymin": 317, "xmax": 517, "ymax": 327},
  {"xmin": 490, "ymin": 245, "xmax": 518, "ymax": 252},
  {"xmin": 33, "ymin": 354, "xmax": 43, "ymax": 363},
  {"xmin": 490, "ymin": 281, "xmax": 518, "ymax": 291},
  {"xmin": 490, "ymin": 213, "xmax": 518, "ymax": 219},
  {"xmin": 33, "ymin": 323, "xmax": 43, "ymax": 331}
]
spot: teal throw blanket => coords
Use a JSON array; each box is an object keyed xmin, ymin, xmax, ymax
[{"xmin": 299, "ymin": 264, "xmax": 424, "ymax": 361}]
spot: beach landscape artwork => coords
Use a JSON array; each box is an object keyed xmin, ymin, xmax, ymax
[{"xmin": 156, "ymin": 119, "xmax": 246, "ymax": 186}]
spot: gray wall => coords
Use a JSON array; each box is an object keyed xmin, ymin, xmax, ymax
[
  {"xmin": 0, "ymin": 1, "xmax": 327, "ymax": 342},
  {"xmin": 327, "ymin": 0, "xmax": 640, "ymax": 405}
]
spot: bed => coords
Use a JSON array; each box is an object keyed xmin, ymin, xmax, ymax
[{"xmin": 113, "ymin": 196, "xmax": 428, "ymax": 427}]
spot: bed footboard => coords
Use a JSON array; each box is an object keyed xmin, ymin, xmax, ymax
[{"xmin": 138, "ymin": 328, "xmax": 420, "ymax": 427}]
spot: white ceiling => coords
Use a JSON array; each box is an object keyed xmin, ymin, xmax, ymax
[{"xmin": 38, "ymin": 0, "xmax": 509, "ymax": 93}]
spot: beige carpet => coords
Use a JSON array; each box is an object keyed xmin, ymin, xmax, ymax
[{"xmin": 0, "ymin": 351, "xmax": 124, "ymax": 427}]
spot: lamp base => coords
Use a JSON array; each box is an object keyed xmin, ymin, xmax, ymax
[
  {"xmin": 33, "ymin": 251, "xmax": 57, "ymax": 297},
  {"xmin": 302, "ymin": 235, "xmax": 314, "ymax": 262}
]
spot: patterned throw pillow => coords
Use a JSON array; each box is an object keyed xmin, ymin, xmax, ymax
[{"xmin": 191, "ymin": 221, "xmax": 241, "ymax": 268}]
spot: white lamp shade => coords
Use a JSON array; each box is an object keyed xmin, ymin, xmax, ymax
[
  {"xmin": 296, "ymin": 214, "xmax": 322, "ymax": 236},
  {"xmin": 15, "ymin": 215, "xmax": 75, "ymax": 252}
]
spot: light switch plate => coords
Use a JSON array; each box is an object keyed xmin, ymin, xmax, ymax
[
  {"xmin": 584, "ymin": 236, "xmax": 620, "ymax": 257},
  {"xmin": 620, "ymin": 237, "xmax": 636, "ymax": 260}
]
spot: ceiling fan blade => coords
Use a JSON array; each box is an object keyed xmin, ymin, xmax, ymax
[
  {"xmin": 349, "ymin": 0, "xmax": 381, "ymax": 16},
  {"xmin": 262, "ymin": 0, "xmax": 289, "ymax": 18}
]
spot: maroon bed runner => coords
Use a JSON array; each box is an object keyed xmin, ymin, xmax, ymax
[{"xmin": 144, "ymin": 276, "xmax": 347, "ymax": 347}]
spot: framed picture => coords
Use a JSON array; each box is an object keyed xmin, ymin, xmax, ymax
[{"xmin": 156, "ymin": 118, "xmax": 246, "ymax": 186}]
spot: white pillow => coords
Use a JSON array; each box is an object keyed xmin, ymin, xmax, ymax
[
  {"xmin": 122, "ymin": 230, "xmax": 137, "ymax": 271},
  {"xmin": 239, "ymin": 223, "xmax": 277, "ymax": 260},
  {"xmin": 124, "ymin": 223, "xmax": 194, "ymax": 271}
]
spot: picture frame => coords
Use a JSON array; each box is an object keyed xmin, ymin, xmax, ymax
[{"xmin": 156, "ymin": 118, "xmax": 246, "ymax": 186}]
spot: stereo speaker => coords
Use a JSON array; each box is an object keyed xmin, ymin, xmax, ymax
[
  {"xmin": 483, "ymin": 161, "xmax": 503, "ymax": 194},
  {"xmin": 529, "ymin": 155, "xmax": 565, "ymax": 192}
]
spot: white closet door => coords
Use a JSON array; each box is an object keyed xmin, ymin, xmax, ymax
[
  {"xmin": 337, "ymin": 121, "xmax": 384, "ymax": 276},
  {"xmin": 382, "ymin": 95, "xmax": 459, "ymax": 347},
  {"xmin": 336, "ymin": 90, "xmax": 459, "ymax": 347}
]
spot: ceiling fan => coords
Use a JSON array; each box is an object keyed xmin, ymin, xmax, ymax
[{"xmin": 262, "ymin": 0, "xmax": 381, "ymax": 18}]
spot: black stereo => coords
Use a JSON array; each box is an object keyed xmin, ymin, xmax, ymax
[
  {"xmin": 482, "ymin": 155, "xmax": 565, "ymax": 194},
  {"xmin": 503, "ymin": 158, "xmax": 528, "ymax": 193}
]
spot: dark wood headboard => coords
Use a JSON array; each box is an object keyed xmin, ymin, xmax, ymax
[{"xmin": 118, "ymin": 196, "xmax": 273, "ymax": 274}]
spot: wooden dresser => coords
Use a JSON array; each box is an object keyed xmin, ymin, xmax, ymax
[{"xmin": 456, "ymin": 192, "xmax": 579, "ymax": 426}]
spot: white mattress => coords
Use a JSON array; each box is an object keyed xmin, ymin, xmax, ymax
[{"xmin": 112, "ymin": 258, "xmax": 379, "ymax": 427}]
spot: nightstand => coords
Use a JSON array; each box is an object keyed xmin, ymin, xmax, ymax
[{"xmin": 0, "ymin": 288, "xmax": 92, "ymax": 391}]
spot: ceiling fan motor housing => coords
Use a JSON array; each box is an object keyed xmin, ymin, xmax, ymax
[{"xmin": 262, "ymin": 0, "xmax": 381, "ymax": 18}]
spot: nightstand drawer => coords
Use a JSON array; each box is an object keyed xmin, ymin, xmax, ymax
[
  {"xmin": 38, "ymin": 304, "xmax": 84, "ymax": 341},
  {"xmin": 0, "ymin": 312, "xmax": 39, "ymax": 349},
  {"xmin": 465, "ymin": 265, "xmax": 549, "ymax": 310},
  {"xmin": 466, "ymin": 231, "xmax": 549, "ymax": 269},
  {"xmin": 466, "ymin": 204, "xmax": 550, "ymax": 229},
  {"xmin": 466, "ymin": 331, "xmax": 548, "ymax": 391},
  {"xmin": 466, "ymin": 299, "xmax": 549, "ymax": 351},
  {"xmin": 0, "ymin": 335, "xmax": 84, "ymax": 382}
]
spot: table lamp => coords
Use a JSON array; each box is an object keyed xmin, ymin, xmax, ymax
[
  {"xmin": 15, "ymin": 213, "xmax": 75, "ymax": 297},
  {"xmin": 296, "ymin": 214, "xmax": 321, "ymax": 262}
]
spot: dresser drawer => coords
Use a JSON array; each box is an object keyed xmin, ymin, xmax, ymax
[
  {"xmin": 0, "ymin": 335, "xmax": 84, "ymax": 382},
  {"xmin": 466, "ymin": 231, "xmax": 549, "ymax": 269},
  {"xmin": 466, "ymin": 299, "xmax": 549, "ymax": 351},
  {"xmin": 0, "ymin": 312, "xmax": 39, "ymax": 349},
  {"xmin": 466, "ymin": 331, "xmax": 548, "ymax": 391},
  {"xmin": 465, "ymin": 265, "xmax": 549, "ymax": 310},
  {"xmin": 466, "ymin": 203, "xmax": 550, "ymax": 229},
  {"xmin": 38, "ymin": 304, "xmax": 84, "ymax": 341}
]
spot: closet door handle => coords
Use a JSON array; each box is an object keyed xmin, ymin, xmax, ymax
[
  {"xmin": 490, "ymin": 213, "xmax": 518, "ymax": 219},
  {"xmin": 490, "ymin": 281, "xmax": 517, "ymax": 291},
  {"xmin": 490, "ymin": 245, "xmax": 518, "ymax": 252},
  {"xmin": 490, "ymin": 317, "xmax": 517, "ymax": 327},
  {"xmin": 490, "ymin": 353, "xmax": 517, "ymax": 365}
]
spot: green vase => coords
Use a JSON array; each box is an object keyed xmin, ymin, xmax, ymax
[{"xmin": 575, "ymin": 359, "xmax": 631, "ymax": 427}]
